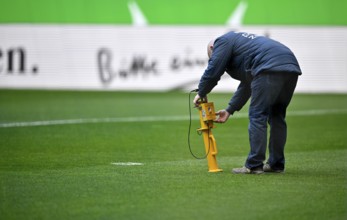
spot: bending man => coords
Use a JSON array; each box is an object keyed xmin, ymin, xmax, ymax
[{"xmin": 193, "ymin": 31, "xmax": 301, "ymax": 174}]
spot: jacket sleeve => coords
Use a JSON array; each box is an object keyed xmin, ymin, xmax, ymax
[
  {"xmin": 226, "ymin": 81, "xmax": 251, "ymax": 115},
  {"xmin": 198, "ymin": 37, "xmax": 232, "ymax": 97}
]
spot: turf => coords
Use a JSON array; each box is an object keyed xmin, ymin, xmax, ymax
[{"xmin": 0, "ymin": 90, "xmax": 346, "ymax": 220}]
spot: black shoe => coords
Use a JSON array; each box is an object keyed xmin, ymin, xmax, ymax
[{"xmin": 263, "ymin": 163, "xmax": 284, "ymax": 173}]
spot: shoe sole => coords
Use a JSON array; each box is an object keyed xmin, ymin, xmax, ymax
[
  {"xmin": 232, "ymin": 170, "xmax": 264, "ymax": 174},
  {"xmin": 264, "ymin": 170, "xmax": 285, "ymax": 174}
]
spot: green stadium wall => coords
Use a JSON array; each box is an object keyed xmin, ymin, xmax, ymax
[
  {"xmin": 1, "ymin": 0, "xmax": 346, "ymax": 25},
  {"xmin": 0, "ymin": 0, "xmax": 346, "ymax": 92}
]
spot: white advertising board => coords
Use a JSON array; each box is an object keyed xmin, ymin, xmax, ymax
[{"xmin": 0, "ymin": 25, "xmax": 346, "ymax": 92}]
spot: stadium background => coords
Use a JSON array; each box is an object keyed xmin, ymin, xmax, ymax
[{"xmin": 1, "ymin": 0, "xmax": 346, "ymax": 92}]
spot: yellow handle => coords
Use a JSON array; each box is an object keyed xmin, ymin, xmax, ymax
[{"xmin": 209, "ymin": 134, "xmax": 218, "ymax": 155}]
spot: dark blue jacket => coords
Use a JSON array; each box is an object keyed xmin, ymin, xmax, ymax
[{"xmin": 198, "ymin": 31, "xmax": 301, "ymax": 114}]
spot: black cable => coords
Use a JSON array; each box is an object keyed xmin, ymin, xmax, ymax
[{"xmin": 188, "ymin": 89, "xmax": 211, "ymax": 159}]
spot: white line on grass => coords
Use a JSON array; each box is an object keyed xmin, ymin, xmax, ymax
[
  {"xmin": 0, "ymin": 109, "xmax": 346, "ymax": 128},
  {"xmin": 0, "ymin": 115, "xmax": 192, "ymax": 128},
  {"xmin": 111, "ymin": 162, "xmax": 144, "ymax": 166}
]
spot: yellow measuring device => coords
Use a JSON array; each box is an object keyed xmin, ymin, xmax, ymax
[{"xmin": 196, "ymin": 98, "xmax": 223, "ymax": 173}]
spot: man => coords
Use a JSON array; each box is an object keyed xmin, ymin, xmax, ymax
[{"xmin": 193, "ymin": 31, "xmax": 301, "ymax": 174}]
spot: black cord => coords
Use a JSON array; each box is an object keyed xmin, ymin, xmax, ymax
[{"xmin": 188, "ymin": 90, "xmax": 211, "ymax": 159}]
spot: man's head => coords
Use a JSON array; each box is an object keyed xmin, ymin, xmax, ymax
[{"xmin": 207, "ymin": 39, "xmax": 215, "ymax": 58}]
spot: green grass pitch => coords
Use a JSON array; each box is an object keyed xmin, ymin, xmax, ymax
[{"xmin": 0, "ymin": 90, "xmax": 346, "ymax": 220}]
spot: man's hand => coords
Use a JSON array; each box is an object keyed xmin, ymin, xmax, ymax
[
  {"xmin": 193, "ymin": 94, "xmax": 208, "ymax": 107},
  {"xmin": 214, "ymin": 110, "xmax": 230, "ymax": 123}
]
